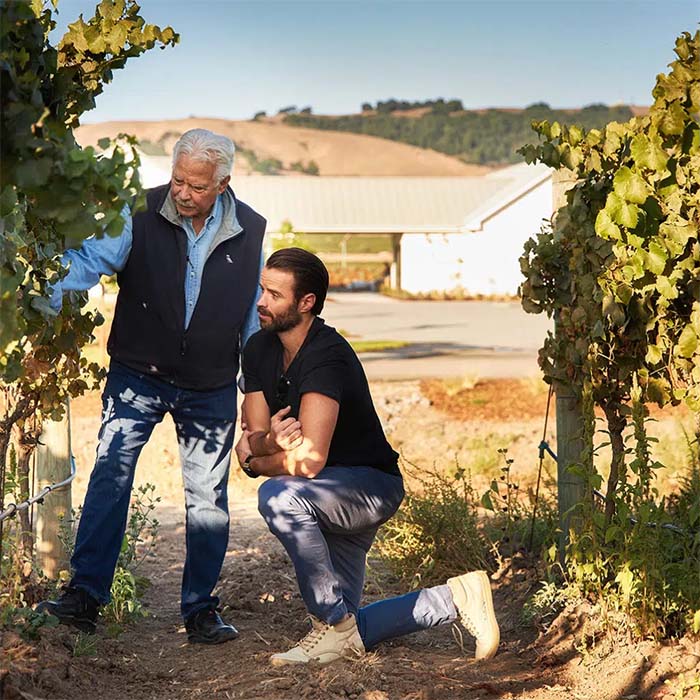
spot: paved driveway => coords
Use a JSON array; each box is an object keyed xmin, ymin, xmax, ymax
[{"xmin": 322, "ymin": 292, "xmax": 553, "ymax": 380}]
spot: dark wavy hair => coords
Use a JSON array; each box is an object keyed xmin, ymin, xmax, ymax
[{"xmin": 265, "ymin": 247, "xmax": 329, "ymax": 315}]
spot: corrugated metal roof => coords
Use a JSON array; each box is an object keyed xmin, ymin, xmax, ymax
[{"xmin": 138, "ymin": 156, "xmax": 551, "ymax": 234}]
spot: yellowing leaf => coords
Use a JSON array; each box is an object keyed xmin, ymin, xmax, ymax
[
  {"xmin": 99, "ymin": 0, "xmax": 125, "ymax": 21},
  {"xmin": 562, "ymin": 146, "xmax": 583, "ymax": 170},
  {"xmin": 615, "ymin": 563, "xmax": 636, "ymax": 603},
  {"xmin": 604, "ymin": 132, "xmax": 621, "ymax": 157},
  {"xmin": 586, "ymin": 129, "xmax": 602, "ymax": 146},
  {"xmin": 660, "ymin": 100, "xmax": 687, "ymax": 136},
  {"xmin": 691, "ymin": 304, "xmax": 700, "ymax": 335},
  {"xmin": 660, "ymin": 221, "xmax": 694, "ymax": 249},
  {"xmin": 568, "ymin": 125, "xmax": 583, "ymax": 146},
  {"xmin": 678, "ymin": 324, "xmax": 698, "ymax": 358},
  {"xmin": 645, "ymin": 345, "xmax": 662, "ymax": 364},
  {"xmin": 618, "ymin": 201, "xmax": 639, "ymax": 229},
  {"xmin": 614, "ymin": 167, "xmax": 649, "ymax": 204},
  {"xmin": 587, "ymin": 150, "xmax": 602, "ymax": 172},
  {"xmin": 656, "ymin": 276, "xmax": 678, "ymax": 299},
  {"xmin": 595, "ymin": 209, "xmax": 621, "ymax": 240},
  {"xmin": 630, "ymin": 134, "xmax": 668, "ymax": 172},
  {"xmin": 106, "ymin": 23, "xmax": 128, "ymax": 52},
  {"xmin": 645, "ymin": 241, "xmax": 667, "ymax": 275},
  {"xmin": 62, "ymin": 18, "xmax": 90, "ymax": 53},
  {"xmin": 690, "ymin": 83, "xmax": 700, "ymax": 111}
]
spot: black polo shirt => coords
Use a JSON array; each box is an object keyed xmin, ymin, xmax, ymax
[{"xmin": 242, "ymin": 317, "xmax": 400, "ymax": 476}]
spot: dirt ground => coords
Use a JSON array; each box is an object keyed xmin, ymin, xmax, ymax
[{"xmin": 2, "ymin": 379, "xmax": 699, "ymax": 700}]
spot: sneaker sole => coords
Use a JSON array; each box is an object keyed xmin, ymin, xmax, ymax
[
  {"xmin": 449, "ymin": 571, "xmax": 500, "ymax": 660},
  {"xmin": 270, "ymin": 652, "xmax": 343, "ymax": 666}
]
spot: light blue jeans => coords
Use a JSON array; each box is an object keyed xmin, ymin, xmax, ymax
[
  {"xmin": 258, "ymin": 466, "xmax": 457, "ymax": 649},
  {"xmin": 71, "ymin": 361, "xmax": 236, "ymax": 619}
]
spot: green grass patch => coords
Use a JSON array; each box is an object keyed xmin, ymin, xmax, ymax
[
  {"xmin": 349, "ymin": 339, "xmax": 410, "ymax": 353},
  {"xmin": 459, "ymin": 432, "xmax": 523, "ymax": 475}
]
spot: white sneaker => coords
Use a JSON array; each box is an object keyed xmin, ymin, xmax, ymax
[
  {"xmin": 270, "ymin": 615, "xmax": 365, "ymax": 666},
  {"xmin": 447, "ymin": 570, "xmax": 500, "ymax": 660}
]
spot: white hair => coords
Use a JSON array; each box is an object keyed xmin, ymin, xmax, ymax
[{"xmin": 172, "ymin": 129, "xmax": 235, "ymax": 183}]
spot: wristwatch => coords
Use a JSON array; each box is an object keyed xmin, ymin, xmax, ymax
[{"xmin": 241, "ymin": 453, "xmax": 260, "ymax": 479}]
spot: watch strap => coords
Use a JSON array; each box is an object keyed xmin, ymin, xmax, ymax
[{"xmin": 241, "ymin": 453, "xmax": 259, "ymax": 479}]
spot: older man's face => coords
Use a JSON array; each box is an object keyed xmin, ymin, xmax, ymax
[{"xmin": 171, "ymin": 154, "xmax": 229, "ymax": 224}]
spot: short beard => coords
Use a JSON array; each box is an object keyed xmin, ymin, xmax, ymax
[{"xmin": 260, "ymin": 306, "xmax": 303, "ymax": 333}]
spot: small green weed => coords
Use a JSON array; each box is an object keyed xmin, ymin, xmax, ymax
[
  {"xmin": 102, "ymin": 568, "xmax": 150, "ymax": 626},
  {"xmin": 72, "ymin": 631, "xmax": 97, "ymax": 658},
  {"xmin": 0, "ymin": 606, "xmax": 59, "ymax": 641},
  {"xmin": 481, "ymin": 448, "xmax": 558, "ymax": 556},
  {"xmin": 521, "ymin": 580, "xmax": 580, "ymax": 628},
  {"xmin": 101, "ymin": 483, "xmax": 159, "ymax": 627},
  {"xmin": 666, "ymin": 672, "xmax": 700, "ymax": 700},
  {"xmin": 116, "ymin": 483, "xmax": 160, "ymax": 571},
  {"xmin": 375, "ymin": 459, "xmax": 489, "ymax": 588}
]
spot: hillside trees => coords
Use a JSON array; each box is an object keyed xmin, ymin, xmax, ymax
[
  {"xmin": 0, "ymin": 0, "xmax": 177, "ymax": 575},
  {"xmin": 285, "ymin": 102, "xmax": 635, "ymax": 164}
]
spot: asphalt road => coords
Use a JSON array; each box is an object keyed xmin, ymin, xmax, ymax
[{"xmin": 321, "ymin": 292, "xmax": 553, "ymax": 380}]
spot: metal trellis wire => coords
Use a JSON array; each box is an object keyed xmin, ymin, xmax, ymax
[
  {"xmin": 535, "ymin": 436, "xmax": 688, "ymax": 537},
  {"xmin": 0, "ymin": 454, "xmax": 76, "ymax": 522}
]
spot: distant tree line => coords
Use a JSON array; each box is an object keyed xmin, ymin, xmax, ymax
[
  {"xmin": 285, "ymin": 102, "xmax": 635, "ymax": 164},
  {"xmin": 250, "ymin": 106, "xmax": 313, "ymax": 119},
  {"xmin": 361, "ymin": 98, "xmax": 464, "ymax": 114},
  {"xmin": 238, "ymin": 146, "xmax": 319, "ymax": 176}
]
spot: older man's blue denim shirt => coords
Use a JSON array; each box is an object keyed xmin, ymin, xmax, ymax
[
  {"xmin": 50, "ymin": 196, "xmax": 262, "ymax": 346},
  {"xmin": 182, "ymin": 195, "xmax": 222, "ymax": 327}
]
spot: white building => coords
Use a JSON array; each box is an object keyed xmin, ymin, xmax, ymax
[
  {"xmin": 138, "ymin": 155, "xmax": 552, "ymax": 296},
  {"xmin": 399, "ymin": 165, "xmax": 552, "ymax": 296}
]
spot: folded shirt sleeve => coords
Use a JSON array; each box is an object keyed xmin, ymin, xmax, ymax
[{"xmin": 49, "ymin": 205, "xmax": 133, "ymax": 312}]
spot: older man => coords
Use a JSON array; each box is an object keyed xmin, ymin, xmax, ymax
[{"xmin": 37, "ymin": 129, "xmax": 265, "ymax": 644}]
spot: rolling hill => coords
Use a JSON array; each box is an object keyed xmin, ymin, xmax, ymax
[{"xmin": 75, "ymin": 117, "xmax": 492, "ymax": 177}]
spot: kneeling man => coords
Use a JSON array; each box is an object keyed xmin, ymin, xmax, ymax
[{"xmin": 235, "ymin": 248, "xmax": 499, "ymax": 665}]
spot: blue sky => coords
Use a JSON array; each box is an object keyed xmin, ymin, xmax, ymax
[{"xmin": 52, "ymin": 0, "xmax": 700, "ymax": 123}]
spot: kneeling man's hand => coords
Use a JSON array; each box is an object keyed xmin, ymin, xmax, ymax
[{"xmin": 270, "ymin": 406, "xmax": 304, "ymax": 451}]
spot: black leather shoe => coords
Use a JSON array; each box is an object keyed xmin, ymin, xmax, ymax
[
  {"xmin": 185, "ymin": 608, "xmax": 239, "ymax": 644},
  {"xmin": 35, "ymin": 586, "xmax": 99, "ymax": 634}
]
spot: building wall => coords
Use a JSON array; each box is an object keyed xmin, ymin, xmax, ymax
[{"xmin": 399, "ymin": 179, "xmax": 552, "ymax": 296}]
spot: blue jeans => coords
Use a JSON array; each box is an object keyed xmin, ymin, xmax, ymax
[
  {"xmin": 70, "ymin": 362, "xmax": 236, "ymax": 619},
  {"xmin": 258, "ymin": 466, "xmax": 457, "ymax": 650}
]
